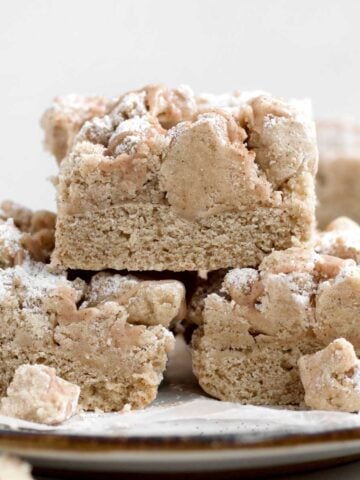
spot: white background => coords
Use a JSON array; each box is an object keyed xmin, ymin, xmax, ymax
[{"xmin": 1, "ymin": 0, "xmax": 360, "ymax": 210}]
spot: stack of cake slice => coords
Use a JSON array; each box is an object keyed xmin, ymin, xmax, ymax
[
  {"xmin": 4, "ymin": 82, "xmax": 360, "ymax": 415},
  {"xmin": 38, "ymin": 83, "xmax": 319, "ymax": 410}
]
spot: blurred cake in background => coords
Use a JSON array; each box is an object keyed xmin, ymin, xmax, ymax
[{"xmin": 317, "ymin": 120, "xmax": 360, "ymax": 227}]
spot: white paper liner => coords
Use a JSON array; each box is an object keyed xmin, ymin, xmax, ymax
[{"xmin": 0, "ymin": 382, "xmax": 360, "ymax": 441}]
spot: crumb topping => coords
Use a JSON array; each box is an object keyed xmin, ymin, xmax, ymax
[
  {"xmin": 52, "ymin": 84, "xmax": 317, "ymax": 219},
  {"xmin": 199, "ymin": 246, "xmax": 360, "ymax": 342}
]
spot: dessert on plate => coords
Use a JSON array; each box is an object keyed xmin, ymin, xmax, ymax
[{"xmin": 7, "ymin": 83, "xmax": 360, "ymax": 422}]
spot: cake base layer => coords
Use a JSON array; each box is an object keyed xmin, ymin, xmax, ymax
[
  {"xmin": 53, "ymin": 203, "xmax": 312, "ymax": 271},
  {"xmin": 192, "ymin": 331, "xmax": 321, "ymax": 405}
]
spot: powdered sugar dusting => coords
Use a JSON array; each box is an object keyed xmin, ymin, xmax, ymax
[
  {"xmin": 257, "ymin": 271, "xmax": 315, "ymax": 313},
  {"xmin": 113, "ymin": 135, "xmax": 142, "ymax": 156},
  {"xmin": 193, "ymin": 112, "xmax": 229, "ymax": 145},
  {"xmin": 75, "ymin": 115, "xmax": 114, "ymax": 146},
  {"xmin": 316, "ymin": 229, "xmax": 360, "ymax": 262},
  {"xmin": 0, "ymin": 268, "xmax": 15, "ymax": 300},
  {"xmin": 117, "ymin": 91, "xmax": 147, "ymax": 118},
  {"xmin": 113, "ymin": 117, "xmax": 150, "ymax": 136},
  {"xmin": 0, "ymin": 219, "xmax": 22, "ymax": 250},
  {"xmin": 263, "ymin": 114, "xmax": 286, "ymax": 129},
  {"xmin": 82, "ymin": 272, "xmax": 139, "ymax": 308},
  {"xmin": 223, "ymin": 268, "xmax": 258, "ymax": 296},
  {"xmin": 0, "ymin": 258, "xmax": 70, "ymax": 311},
  {"xmin": 18, "ymin": 262, "xmax": 69, "ymax": 311}
]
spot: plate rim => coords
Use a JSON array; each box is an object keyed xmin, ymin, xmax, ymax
[{"xmin": 1, "ymin": 424, "xmax": 360, "ymax": 453}]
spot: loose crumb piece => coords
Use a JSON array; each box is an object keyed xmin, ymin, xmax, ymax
[
  {"xmin": 0, "ymin": 364, "xmax": 80, "ymax": 425},
  {"xmin": 298, "ymin": 338, "xmax": 360, "ymax": 412},
  {"xmin": 0, "ymin": 455, "xmax": 33, "ymax": 479}
]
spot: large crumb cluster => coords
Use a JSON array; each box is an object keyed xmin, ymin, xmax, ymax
[
  {"xmin": 298, "ymin": 338, "xmax": 360, "ymax": 412},
  {"xmin": 1, "ymin": 364, "xmax": 80, "ymax": 425}
]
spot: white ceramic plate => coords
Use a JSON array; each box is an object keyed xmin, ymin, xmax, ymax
[{"xmin": 1, "ymin": 383, "xmax": 360, "ymax": 477}]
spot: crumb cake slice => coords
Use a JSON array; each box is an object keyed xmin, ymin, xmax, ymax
[
  {"xmin": 317, "ymin": 120, "xmax": 360, "ymax": 227},
  {"xmin": 190, "ymin": 245, "xmax": 360, "ymax": 405},
  {"xmin": 45, "ymin": 84, "xmax": 318, "ymax": 271},
  {"xmin": 0, "ymin": 208, "xmax": 185, "ymax": 410}
]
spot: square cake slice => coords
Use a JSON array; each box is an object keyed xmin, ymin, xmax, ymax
[
  {"xmin": 47, "ymin": 84, "xmax": 318, "ymax": 271},
  {"xmin": 0, "ymin": 206, "xmax": 186, "ymax": 411},
  {"xmin": 190, "ymin": 245, "xmax": 360, "ymax": 406}
]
